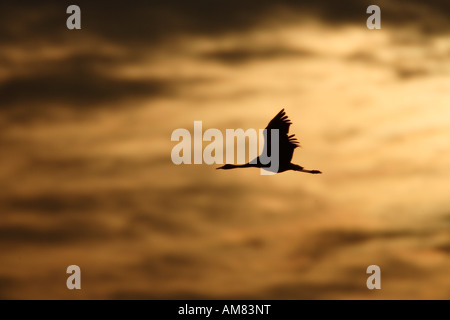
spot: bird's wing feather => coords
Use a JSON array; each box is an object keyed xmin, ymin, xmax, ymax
[
  {"xmin": 265, "ymin": 108, "xmax": 292, "ymax": 136},
  {"xmin": 262, "ymin": 109, "xmax": 300, "ymax": 164}
]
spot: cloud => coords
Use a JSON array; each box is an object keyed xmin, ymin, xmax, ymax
[
  {"xmin": 1, "ymin": 193, "xmax": 98, "ymax": 214},
  {"xmin": 0, "ymin": 68, "xmax": 174, "ymax": 109},
  {"xmin": 0, "ymin": 277, "xmax": 14, "ymax": 299},
  {"xmin": 201, "ymin": 47, "xmax": 315, "ymax": 65},
  {"xmin": 0, "ymin": 49, "xmax": 214, "ymax": 120},
  {"xmin": 2, "ymin": 1, "xmax": 450, "ymax": 49},
  {"xmin": 265, "ymin": 280, "xmax": 366, "ymax": 299},
  {"xmin": 1, "ymin": 0, "xmax": 449, "ymax": 118},
  {"xmin": 290, "ymin": 228, "xmax": 422, "ymax": 266}
]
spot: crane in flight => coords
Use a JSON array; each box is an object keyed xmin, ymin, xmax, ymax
[{"xmin": 217, "ymin": 109, "xmax": 322, "ymax": 174}]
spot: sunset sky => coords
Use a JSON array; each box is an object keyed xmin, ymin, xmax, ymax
[{"xmin": 1, "ymin": 1, "xmax": 449, "ymax": 299}]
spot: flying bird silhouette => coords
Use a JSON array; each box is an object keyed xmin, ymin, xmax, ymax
[{"xmin": 217, "ymin": 109, "xmax": 322, "ymax": 174}]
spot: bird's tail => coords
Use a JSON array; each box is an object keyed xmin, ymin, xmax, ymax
[
  {"xmin": 301, "ymin": 169, "xmax": 322, "ymax": 174},
  {"xmin": 291, "ymin": 164, "xmax": 322, "ymax": 174}
]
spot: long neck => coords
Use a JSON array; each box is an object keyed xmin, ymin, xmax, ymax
[{"xmin": 230, "ymin": 163, "xmax": 258, "ymax": 169}]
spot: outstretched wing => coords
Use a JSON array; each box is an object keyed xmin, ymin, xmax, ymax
[
  {"xmin": 263, "ymin": 109, "xmax": 300, "ymax": 164},
  {"xmin": 266, "ymin": 108, "xmax": 292, "ymax": 137}
]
